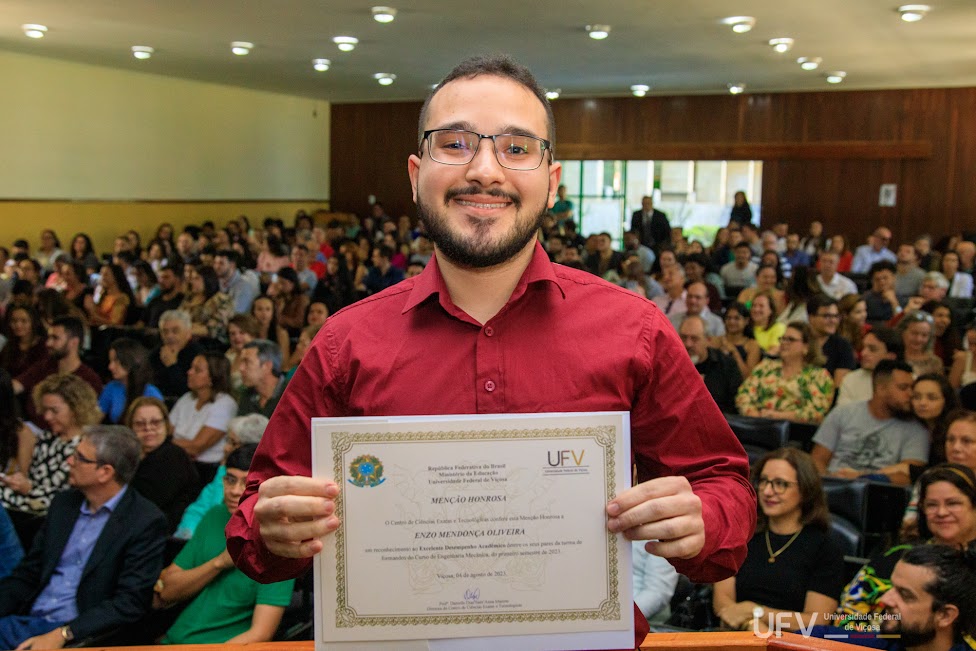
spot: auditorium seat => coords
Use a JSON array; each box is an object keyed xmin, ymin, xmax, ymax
[
  {"xmin": 724, "ymin": 414, "xmax": 790, "ymax": 464},
  {"xmin": 821, "ymin": 477, "xmax": 909, "ymax": 557}
]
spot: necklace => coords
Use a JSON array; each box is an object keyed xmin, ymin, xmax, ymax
[{"xmin": 765, "ymin": 527, "xmax": 803, "ymax": 563}]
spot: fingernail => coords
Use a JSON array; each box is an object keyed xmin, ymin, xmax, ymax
[
  {"xmin": 607, "ymin": 518, "xmax": 619, "ymax": 532},
  {"xmin": 606, "ymin": 503, "xmax": 620, "ymax": 516}
]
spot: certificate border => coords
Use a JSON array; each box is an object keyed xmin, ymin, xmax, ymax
[{"xmin": 330, "ymin": 426, "xmax": 620, "ymax": 629}]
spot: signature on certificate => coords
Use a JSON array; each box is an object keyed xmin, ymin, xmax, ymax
[{"xmin": 464, "ymin": 587, "xmax": 481, "ymax": 602}]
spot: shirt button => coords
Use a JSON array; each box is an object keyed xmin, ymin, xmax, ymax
[
  {"xmin": 484, "ymin": 380, "xmax": 496, "ymax": 392},
  {"xmin": 484, "ymin": 326, "xmax": 494, "ymax": 337}
]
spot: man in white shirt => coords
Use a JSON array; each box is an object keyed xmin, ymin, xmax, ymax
[
  {"xmin": 836, "ymin": 327, "xmax": 902, "ymax": 406},
  {"xmin": 669, "ymin": 282, "xmax": 725, "ymax": 337},
  {"xmin": 720, "ymin": 242, "xmax": 758, "ymax": 292},
  {"xmin": 652, "ymin": 266, "xmax": 687, "ymax": 317},
  {"xmin": 816, "ymin": 250, "xmax": 858, "ymax": 299}
]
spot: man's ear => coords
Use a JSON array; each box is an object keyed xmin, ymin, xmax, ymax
[
  {"xmin": 407, "ymin": 155, "xmax": 422, "ymax": 203},
  {"xmin": 935, "ymin": 603, "xmax": 959, "ymax": 632}
]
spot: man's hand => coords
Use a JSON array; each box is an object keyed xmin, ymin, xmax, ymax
[
  {"xmin": 830, "ymin": 467, "xmax": 861, "ymax": 479},
  {"xmin": 15, "ymin": 627, "xmax": 65, "ymax": 650},
  {"xmin": 605, "ymin": 476, "xmax": 704, "ymax": 560},
  {"xmin": 253, "ymin": 476, "xmax": 341, "ymax": 558}
]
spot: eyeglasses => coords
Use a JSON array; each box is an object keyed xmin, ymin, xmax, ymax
[
  {"xmin": 778, "ymin": 335, "xmax": 803, "ymax": 344},
  {"xmin": 132, "ymin": 418, "xmax": 166, "ymax": 430},
  {"xmin": 904, "ymin": 311, "xmax": 934, "ymax": 324},
  {"xmin": 755, "ymin": 478, "xmax": 798, "ymax": 494},
  {"xmin": 223, "ymin": 474, "xmax": 248, "ymax": 488},
  {"xmin": 72, "ymin": 449, "xmax": 101, "ymax": 465},
  {"xmin": 922, "ymin": 500, "xmax": 968, "ymax": 513},
  {"xmin": 421, "ymin": 129, "xmax": 552, "ymax": 171}
]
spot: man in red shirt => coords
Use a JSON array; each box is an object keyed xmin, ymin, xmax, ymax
[{"xmin": 226, "ymin": 54, "xmax": 755, "ymax": 645}]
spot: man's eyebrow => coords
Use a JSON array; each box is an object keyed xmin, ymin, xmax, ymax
[{"xmin": 428, "ymin": 122, "xmax": 544, "ymax": 139}]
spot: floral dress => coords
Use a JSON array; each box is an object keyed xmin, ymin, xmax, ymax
[
  {"xmin": 0, "ymin": 430, "xmax": 80, "ymax": 514},
  {"xmin": 181, "ymin": 292, "xmax": 235, "ymax": 342},
  {"xmin": 735, "ymin": 359, "xmax": 835, "ymax": 424}
]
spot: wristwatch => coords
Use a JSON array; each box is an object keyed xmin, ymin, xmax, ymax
[{"xmin": 60, "ymin": 625, "xmax": 75, "ymax": 642}]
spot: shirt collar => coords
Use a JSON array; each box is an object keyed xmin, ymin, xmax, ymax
[
  {"xmin": 402, "ymin": 240, "xmax": 565, "ymax": 316},
  {"xmin": 80, "ymin": 484, "xmax": 128, "ymax": 516}
]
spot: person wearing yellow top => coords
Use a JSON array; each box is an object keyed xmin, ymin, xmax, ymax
[{"xmin": 750, "ymin": 291, "xmax": 787, "ymax": 356}]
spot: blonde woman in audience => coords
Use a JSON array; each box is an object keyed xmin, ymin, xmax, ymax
[
  {"xmin": 711, "ymin": 302, "xmax": 761, "ymax": 377},
  {"xmin": 86, "ymin": 263, "xmax": 133, "ymax": 326},
  {"xmin": 737, "ymin": 265, "xmax": 785, "ymax": 313},
  {"xmin": 748, "ymin": 291, "xmax": 786, "ymax": 356},
  {"xmin": 180, "ymin": 264, "xmax": 234, "ymax": 342},
  {"xmin": 898, "ymin": 310, "xmax": 944, "ymax": 376},
  {"xmin": 837, "ymin": 293, "xmax": 868, "ymax": 357},
  {"xmin": 736, "ymin": 322, "xmax": 835, "ymax": 424},
  {"xmin": 250, "ymin": 296, "xmax": 291, "ymax": 363}
]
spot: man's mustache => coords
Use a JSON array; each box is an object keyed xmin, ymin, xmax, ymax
[{"xmin": 444, "ymin": 186, "xmax": 521, "ymax": 209}]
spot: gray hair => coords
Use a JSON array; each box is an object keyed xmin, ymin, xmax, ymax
[
  {"xmin": 228, "ymin": 414, "xmax": 269, "ymax": 445},
  {"xmin": 158, "ymin": 309, "xmax": 192, "ymax": 330},
  {"xmin": 85, "ymin": 425, "xmax": 142, "ymax": 485},
  {"xmin": 924, "ymin": 271, "xmax": 949, "ymax": 290},
  {"xmin": 243, "ymin": 339, "xmax": 282, "ymax": 376}
]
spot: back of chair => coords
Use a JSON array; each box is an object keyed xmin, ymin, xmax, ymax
[
  {"xmin": 725, "ymin": 414, "xmax": 791, "ymax": 464},
  {"xmin": 822, "ymin": 477, "xmax": 910, "ymax": 557}
]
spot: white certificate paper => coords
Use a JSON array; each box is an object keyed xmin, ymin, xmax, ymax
[{"xmin": 312, "ymin": 412, "xmax": 634, "ymax": 651}]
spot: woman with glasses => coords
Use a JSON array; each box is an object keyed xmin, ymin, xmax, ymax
[
  {"xmin": 713, "ymin": 448, "xmax": 843, "ymax": 632},
  {"xmin": 127, "ymin": 396, "xmax": 198, "ymax": 533},
  {"xmin": 711, "ymin": 302, "xmax": 761, "ymax": 378},
  {"xmin": 736, "ymin": 322, "xmax": 835, "ymax": 424},
  {"xmin": 898, "ymin": 310, "xmax": 944, "ymax": 377},
  {"xmin": 0, "ymin": 373, "xmax": 102, "ymax": 516}
]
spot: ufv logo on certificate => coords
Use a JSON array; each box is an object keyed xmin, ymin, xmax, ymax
[{"xmin": 311, "ymin": 411, "xmax": 634, "ymax": 651}]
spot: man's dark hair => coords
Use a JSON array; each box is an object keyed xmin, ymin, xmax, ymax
[
  {"xmin": 684, "ymin": 253, "xmax": 709, "ymax": 270},
  {"xmin": 375, "ymin": 244, "xmax": 394, "ymax": 261},
  {"xmin": 869, "ymin": 260, "xmax": 897, "ymax": 279},
  {"xmin": 227, "ymin": 443, "xmax": 258, "ymax": 473},
  {"xmin": 548, "ymin": 234, "xmax": 565, "ymax": 246},
  {"xmin": 901, "ymin": 540, "xmax": 976, "ymax": 641},
  {"xmin": 872, "ymin": 358, "xmax": 913, "ymax": 387},
  {"xmin": 807, "ymin": 293, "xmax": 838, "ymax": 316},
  {"xmin": 51, "ymin": 315, "xmax": 85, "ymax": 343},
  {"xmin": 13, "ymin": 239, "xmax": 29, "ymax": 250},
  {"xmin": 563, "ymin": 219, "xmax": 577, "ymax": 232},
  {"xmin": 866, "ymin": 326, "xmax": 904, "ymax": 358},
  {"xmin": 159, "ymin": 260, "xmax": 184, "ymax": 278},
  {"xmin": 734, "ymin": 241, "xmax": 753, "ymax": 251},
  {"xmin": 86, "ymin": 425, "xmax": 142, "ymax": 485},
  {"xmin": 216, "ymin": 248, "xmax": 241, "ymax": 268},
  {"xmin": 114, "ymin": 250, "xmax": 136, "ymax": 266},
  {"xmin": 293, "ymin": 243, "xmax": 309, "ymax": 253},
  {"xmin": 418, "ymin": 54, "xmax": 555, "ymax": 151},
  {"xmin": 243, "ymin": 339, "xmax": 282, "ymax": 377}
]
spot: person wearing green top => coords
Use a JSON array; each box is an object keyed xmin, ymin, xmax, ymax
[
  {"xmin": 156, "ymin": 444, "xmax": 294, "ymax": 644},
  {"xmin": 551, "ymin": 184, "xmax": 574, "ymax": 225}
]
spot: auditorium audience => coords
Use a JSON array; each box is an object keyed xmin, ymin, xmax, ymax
[
  {"xmin": 738, "ymin": 265, "xmax": 785, "ymax": 314},
  {"xmin": 0, "ymin": 305, "xmax": 47, "ymax": 378},
  {"xmin": 898, "ymin": 310, "xmax": 945, "ymax": 377},
  {"xmin": 911, "ymin": 373, "xmax": 959, "ymax": 469},
  {"xmin": 864, "ymin": 260, "xmax": 902, "ymax": 326},
  {"xmin": 180, "ymin": 264, "xmax": 234, "ymax": 343},
  {"xmin": 711, "ymin": 302, "xmax": 761, "ymax": 378},
  {"xmin": 151, "ymin": 310, "xmax": 204, "ymax": 399},
  {"xmin": 0, "ymin": 370, "xmax": 30, "ymax": 476},
  {"xmin": 807, "ymin": 294, "xmax": 857, "ymax": 387},
  {"xmin": 86, "ymin": 263, "xmax": 134, "ymax": 327},
  {"xmin": 748, "ymin": 291, "xmax": 786, "ymax": 356},
  {"xmin": 226, "ymin": 313, "xmax": 261, "ymax": 393},
  {"xmin": 99, "ymin": 338, "xmax": 164, "ymax": 424},
  {"xmin": 949, "ymin": 320, "xmax": 976, "ymax": 390},
  {"xmin": 143, "ymin": 262, "xmax": 185, "ymax": 329},
  {"xmin": 836, "ymin": 327, "xmax": 902, "ymax": 407},
  {"xmin": 679, "ymin": 315, "xmax": 741, "ymax": 413},
  {"xmin": 837, "ymin": 293, "xmax": 869, "ymax": 356},
  {"xmin": 941, "ymin": 249, "xmax": 974, "ymax": 298},
  {"xmin": 251, "ymin": 295, "xmax": 291, "ymax": 363}
]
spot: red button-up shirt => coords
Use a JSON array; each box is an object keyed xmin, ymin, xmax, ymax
[{"xmin": 226, "ymin": 241, "xmax": 755, "ymax": 642}]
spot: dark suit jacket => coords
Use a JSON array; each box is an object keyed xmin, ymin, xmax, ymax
[
  {"xmin": 0, "ymin": 487, "xmax": 168, "ymax": 639},
  {"xmin": 630, "ymin": 209, "xmax": 671, "ymax": 251}
]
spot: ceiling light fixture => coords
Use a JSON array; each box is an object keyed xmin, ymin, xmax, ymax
[
  {"xmin": 898, "ymin": 4, "xmax": 931, "ymax": 21},
  {"xmin": 797, "ymin": 56, "xmax": 822, "ymax": 70},
  {"xmin": 333, "ymin": 36, "xmax": 359, "ymax": 52},
  {"xmin": 230, "ymin": 41, "xmax": 253, "ymax": 56},
  {"xmin": 373, "ymin": 72, "xmax": 396, "ymax": 86},
  {"xmin": 313, "ymin": 58, "xmax": 331, "ymax": 72},
  {"xmin": 586, "ymin": 25, "xmax": 611, "ymax": 40},
  {"xmin": 728, "ymin": 83, "xmax": 746, "ymax": 95},
  {"xmin": 768, "ymin": 38, "xmax": 794, "ymax": 53},
  {"xmin": 721, "ymin": 16, "xmax": 756, "ymax": 33},
  {"xmin": 22, "ymin": 24, "xmax": 48, "ymax": 39},
  {"xmin": 825, "ymin": 71, "xmax": 847, "ymax": 84},
  {"xmin": 630, "ymin": 84, "xmax": 650, "ymax": 97},
  {"xmin": 372, "ymin": 6, "xmax": 397, "ymax": 23},
  {"xmin": 545, "ymin": 89, "xmax": 561, "ymax": 100},
  {"xmin": 131, "ymin": 46, "xmax": 154, "ymax": 60}
]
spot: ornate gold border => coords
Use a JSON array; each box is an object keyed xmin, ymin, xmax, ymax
[{"xmin": 330, "ymin": 426, "xmax": 620, "ymax": 628}]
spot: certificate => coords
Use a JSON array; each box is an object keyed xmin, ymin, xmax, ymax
[{"xmin": 312, "ymin": 412, "xmax": 634, "ymax": 651}]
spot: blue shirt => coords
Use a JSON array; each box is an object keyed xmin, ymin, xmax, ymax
[
  {"xmin": 30, "ymin": 486, "xmax": 128, "ymax": 623},
  {"xmin": 98, "ymin": 381, "xmax": 164, "ymax": 424},
  {"xmin": 0, "ymin": 507, "xmax": 24, "ymax": 579},
  {"xmin": 851, "ymin": 245, "xmax": 897, "ymax": 274}
]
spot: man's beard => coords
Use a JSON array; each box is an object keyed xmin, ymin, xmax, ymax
[
  {"xmin": 882, "ymin": 613, "xmax": 937, "ymax": 648},
  {"xmin": 417, "ymin": 185, "xmax": 545, "ymax": 269},
  {"xmin": 48, "ymin": 346, "xmax": 67, "ymax": 361}
]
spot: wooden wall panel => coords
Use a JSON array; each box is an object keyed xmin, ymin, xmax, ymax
[{"xmin": 330, "ymin": 87, "xmax": 976, "ymax": 246}]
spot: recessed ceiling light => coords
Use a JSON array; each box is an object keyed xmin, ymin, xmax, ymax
[
  {"xmin": 768, "ymin": 38, "xmax": 794, "ymax": 53},
  {"xmin": 373, "ymin": 72, "xmax": 396, "ymax": 86},
  {"xmin": 797, "ymin": 56, "xmax": 822, "ymax": 71},
  {"xmin": 333, "ymin": 36, "xmax": 359, "ymax": 52},
  {"xmin": 372, "ymin": 6, "xmax": 397, "ymax": 23},
  {"xmin": 630, "ymin": 84, "xmax": 650, "ymax": 97},
  {"xmin": 898, "ymin": 4, "xmax": 931, "ymax": 21},
  {"xmin": 231, "ymin": 41, "xmax": 254, "ymax": 56},
  {"xmin": 586, "ymin": 25, "xmax": 611, "ymax": 40},
  {"xmin": 728, "ymin": 83, "xmax": 746, "ymax": 95},
  {"xmin": 131, "ymin": 46, "xmax": 154, "ymax": 60},
  {"xmin": 313, "ymin": 58, "xmax": 331, "ymax": 72},
  {"xmin": 721, "ymin": 16, "xmax": 756, "ymax": 33},
  {"xmin": 826, "ymin": 71, "xmax": 847, "ymax": 84},
  {"xmin": 545, "ymin": 89, "xmax": 560, "ymax": 100},
  {"xmin": 22, "ymin": 24, "xmax": 48, "ymax": 39}
]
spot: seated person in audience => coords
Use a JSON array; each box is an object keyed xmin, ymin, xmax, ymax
[
  {"xmin": 174, "ymin": 414, "xmax": 268, "ymax": 541},
  {"xmin": 99, "ymin": 338, "xmax": 164, "ymax": 424},
  {"xmin": 622, "ymin": 230, "xmax": 655, "ymax": 275},
  {"xmin": 838, "ymin": 293, "xmax": 870, "ymax": 358},
  {"xmin": 835, "ymin": 464, "xmax": 976, "ymax": 635},
  {"xmin": 620, "ymin": 252, "xmax": 663, "ymax": 298},
  {"xmin": 179, "ymin": 264, "xmax": 234, "ymax": 343},
  {"xmin": 941, "ymin": 249, "xmax": 973, "ymax": 298},
  {"xmin": 899, "ymin": 310, "xmax": 945, "ymax": 377},
  {"xmin": 915, "ymin": 234, "xmax": 940, "ymax": 272},
  {"xmin": 251, "ymin": 296, "xmax": 292, "ymax": 364},
  {"xmin": 669, "ymin": 282, "xmax": 725, "ymax": 337},
  {"xmin": 284, "ymin": 323, "xmax": 323, "ymax": 378},
  {"xmin": 85, "ymin": 263, "xmax": 134, "ymax": 327},
  {"xmin": 651, "ymin": 265, "xmax": 687, "ymax": 317},
  {"xmin": 13, "ymin": 316, "xmax": 103, "ymax": 425},
  {"xmin": 958, "ymin": 241, "xmax": 976, "ymax": 274},
  {"xmin": 585, "ymin": 232, "xmax": 625, "ymax": 281},
  {"xmin": 892, "ymin": 272, "xmax": 950, "ymax": 329},
  {"xmin": 808, "ymin": 294, "xmax": 858, "ymax": 387},
  {"xmin": 170, "ymin": 352, "xmax": 237, "ymax": 487},
  {"xmin": 213, "ymin": 249, "xmax": 257, "ymax": 315},
  {"xmin": 949, "ymin": 320, "xmax": 976, "ymax": 390},
  {"xmin": 852, "ymin": 227, "xmax": 897, "ymax": 274},
  {"xmin": 837, "ymin": 327, "xmax": 902, "ymax": 407},
  {"xmin": 864, "ymin": 260, "xmax": 902, "ymax": 326},
  {"xmin": 683, "ymin": 253, "xmax": 723, "ymax": 313},
  {"xmin": 783, "ymin": 233, "xmax": 812, "ymax": 271},
  {"xmin": 911, "ymin": 374, "xmax": 958, "ymax": 470},
  {"xmin": 679, "ymin": 315, "xmax": 742, "ymax": 413},
  {"xmin": 155, "ymin": 444, "xmax": 295, "ymax": 644},
  {"xmin": 776, "ymin": 265, "xmax": 817, "ymax": 324},
  {"xmin": 713, "ymin": 448, "xmax": 843, "ymax": 632},
  {"xmin": 0, "ymin": 425, "xmax": 167, "ymax": 650},
  {"xmin": 290, "ymin": 244, "xmax": 318, "ymax": 297},
  {"xmin": 925, "ymin": 300, "xmax": 960, "ymax": 370},
  {"xmin": 711, "ymin": 302, "xmax": 762, "ymax": 378},
  {"xmin": 812, "ymin": 360, "xmax": 929, "ymax": 485},
  {"xmin": 0, "ymin": 304, "xmax": 47, "ymax": 379},
  {"xmin": 632, "ymin": 540, "xmax": 678, "ymax": 625},
  {"xmin": 269, "ymin": 267, "xmax": 309, "ymax": 339},
  {"xmin": 128, "ymin": 397, "xmax": 199, "ymax": 534},
  {"xmin": 151, "ymin": 310, "xmax": 204, "ymax": 400},
  {"xmin": 226, "ymin": 313, "xmax": 261, "ymax": 394},
  {"xmin": 748, "ymin": 291, "xmax": 787, "ymax": 356},
  {"xmin": 237, "ymin": 340, "xmax": 288, "ymax": 419},
  {"xmin": 895, "ymin": 243, "xmax": 927, "ymax": 304},
  {"xmin": 720, "ymin": 242, "xmax": 758, "ymax": 294},
  {"xmin": 0, "ymin": 369, "xmax": 32, "ymax": 479},
  {"xmin": 361, "ymin": 244, "xmax": 405, "ymax": 295},
  {"xmin": 738, "ymin": 265, "xmax": 786, "ymax": 314},
  {"xmin": 142, "ymin": 262, "xmax": 185, "ymax": 330},
  {"xmin": 735, "ymin": 322, "xmax": 834, "ymax": 424},
  {"xmin": 0, "ymin": 507, "xmax": 24, "ymax": 580}
]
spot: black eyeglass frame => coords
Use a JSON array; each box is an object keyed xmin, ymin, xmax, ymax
[{"xmin": 420, "ymin": 128, "xmax": 553, "ymax": 171}]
